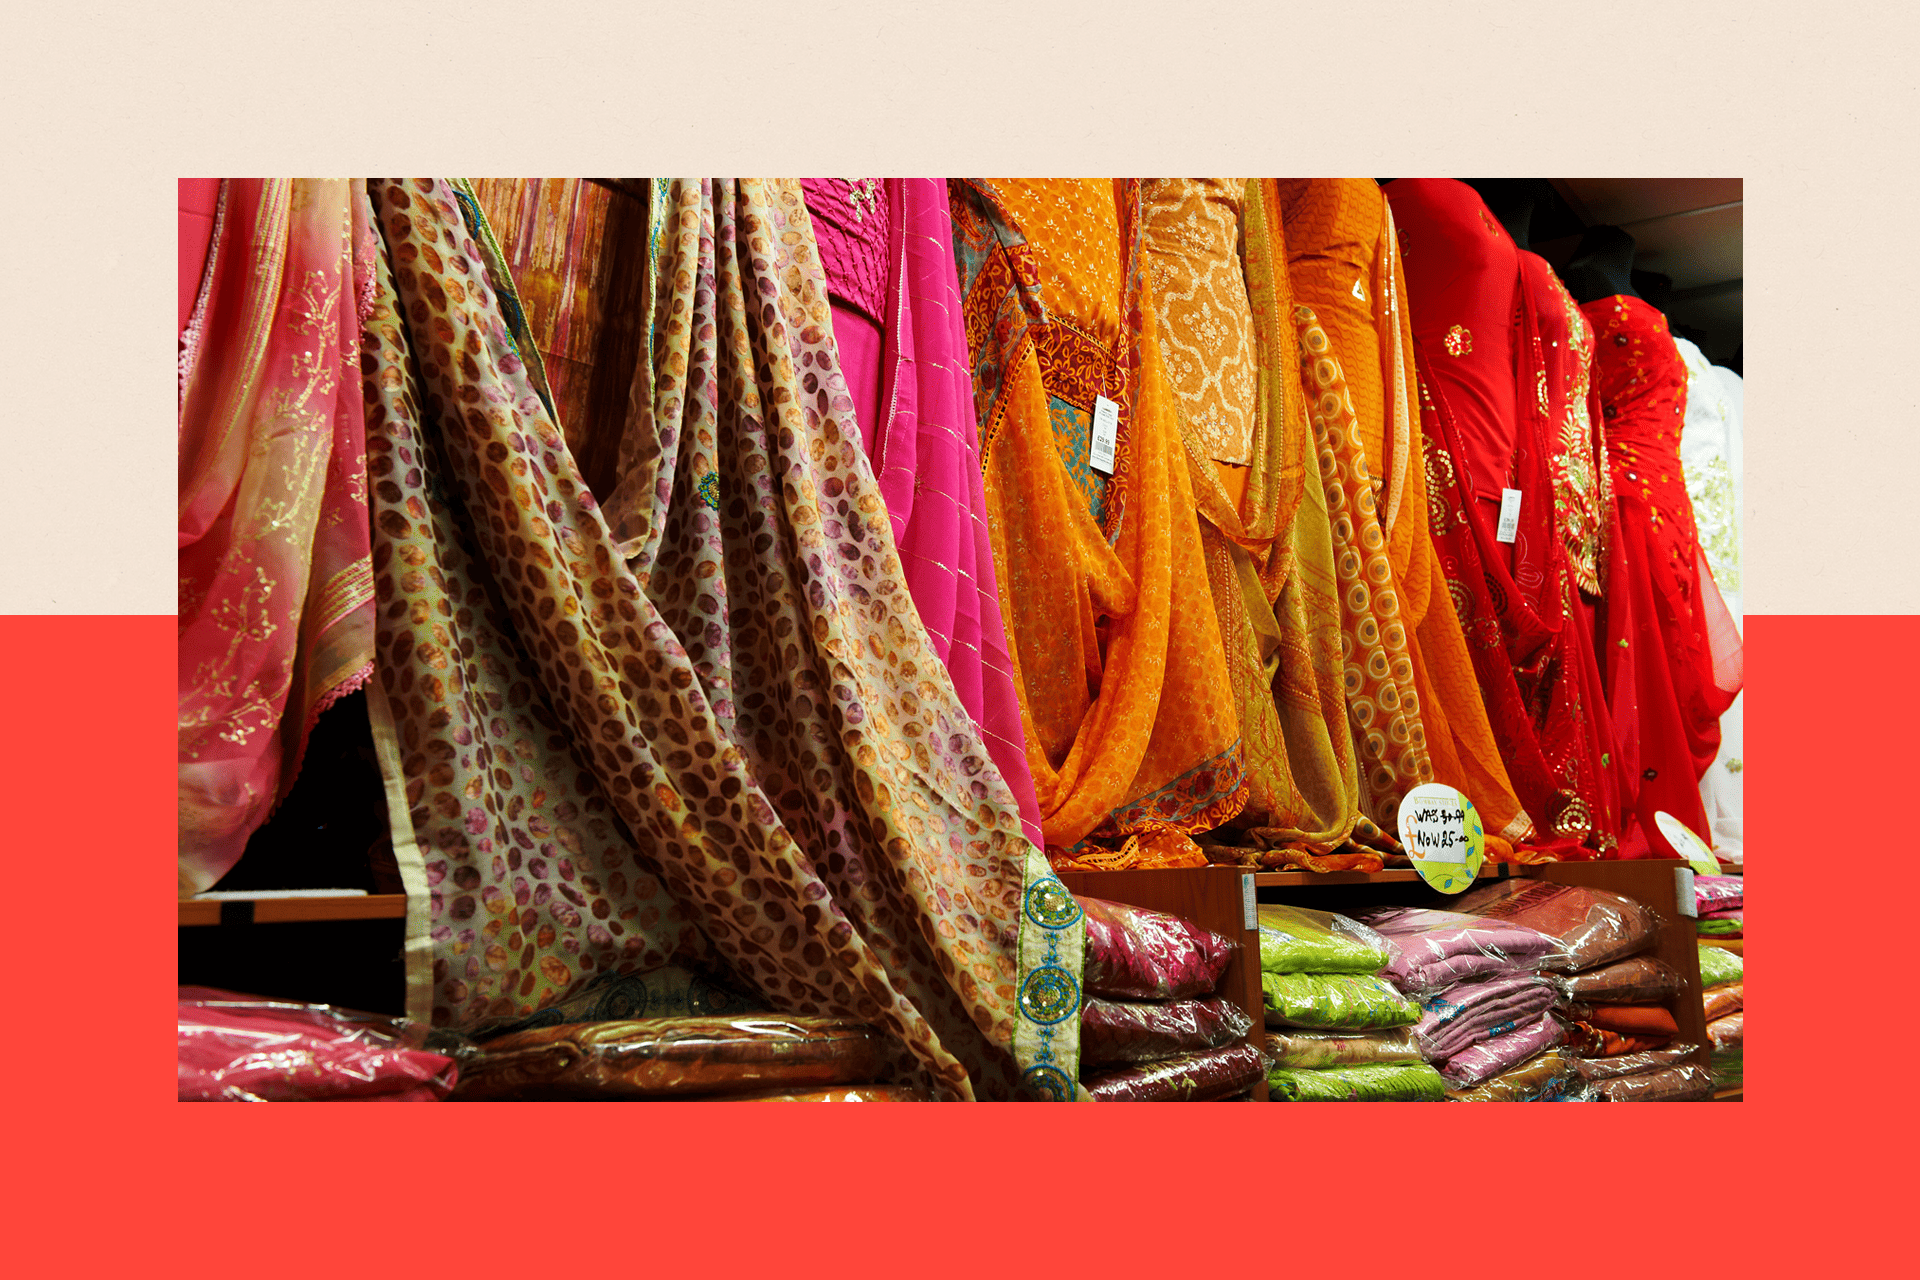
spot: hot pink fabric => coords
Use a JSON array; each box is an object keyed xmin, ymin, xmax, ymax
[
  {"xmin": 178, "ymin": 988, "xmax": 457, "ymax": 1102},
  {"xmin": 804, "ymin": 179, "xmax": 1045, "ymax": 846}
]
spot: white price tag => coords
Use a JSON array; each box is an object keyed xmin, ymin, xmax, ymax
[
  {"xmin": 1396, "ymin": 782, "xmax": 1486, "ymax": 894},
  {"xmin": 1675, "ymin": 867, "xmax": 1698, "ymax": 918},
  {"xmin": 1242, "ymin": 873, "xmax": 1258, "ymax": 930},
  {"xmin": 1089, "ymin": 395, "xmax": 1119, "ymax": 475},
  {"xmin": 1496, "ymin": 488, "xmax": 1523, "ymax": 543}
]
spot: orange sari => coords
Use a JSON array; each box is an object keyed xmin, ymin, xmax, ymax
[
  {"xmin": 1141, "ymin": 179, "xmax": 1375, "ymax": 869},
  {"xmin": 950, "ymin": 180, "xmax": 1246, "ymax": 866},
  {"xmin": 1277, "ymin": 179, "xmax": 1531, "ymax": 847}
]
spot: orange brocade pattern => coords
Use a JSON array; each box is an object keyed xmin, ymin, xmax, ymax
[{"xmin": 950, "ymin": 180, "xmax": 1246, "ymax": 862}]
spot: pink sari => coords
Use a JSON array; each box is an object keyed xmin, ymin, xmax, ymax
[
  {"xmin": 804, "ymin": 179, "xmax": 1046, "ymax": 847},
  {"xmin": 177, "ymin": 180, "xmax": 377, "ymax": 893}
]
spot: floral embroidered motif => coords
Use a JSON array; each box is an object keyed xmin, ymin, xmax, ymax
[{"xmin": 1444, "ymin": 324, "xmax": 1473, "ymax": 356}]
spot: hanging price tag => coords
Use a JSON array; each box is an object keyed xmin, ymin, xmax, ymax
[
  {"xmin": 1089, "ymin": 396, "xmax": 1119, "ymax": 475},
  {"xmin": 1396, "ymin": 782, "xmax": 1485, "ymax": 894},
  {"xmin": 1655, "ymin": 810, "xmax": 1722, "ymax": 876},
  {"xmin": 1496, "ymin": 488, "xmax": 1523, "ymax": 543}
]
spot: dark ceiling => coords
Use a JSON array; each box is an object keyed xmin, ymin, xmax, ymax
[{"xmin": 1458, "ymin": 178, "xmax": 1742, "ymax": 370}]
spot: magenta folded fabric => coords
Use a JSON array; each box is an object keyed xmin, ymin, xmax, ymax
[
  {"xmin": 1354, "ymin": 906, "xmax": 1558, "ymax": 995},
  {"xmin": 1414, "ymin": 974, "xmax": 1560, "ymax": 1062},
  {"xmin": 1439, "ymin": 1012, "xmax": 1562, "ymax": 1088},
  {"xmin": 1693, "ymin": 874, "xmax": 1743, "ymax": 915}
]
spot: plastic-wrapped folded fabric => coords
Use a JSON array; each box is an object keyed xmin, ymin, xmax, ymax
[
  {"xmin": 1706, "ymin": 1011, "xmax": 1744, "ymax": 1051},
  {"xmin": 179, "ymin": 988, "xmax": 464, "ymax": 1102},
  {"xmin": 1255, "ymin": 904, "xmax": 1392, "ymax": 974},
  {"xmin": 1710, "ymin": 1049, "xmax": 1743, "ymax": 1091},
  {"xmin": 1267, "ymin": 1062, "xmax": 1449, "ymax": 1101},
  {"xmin": 1693, "ymin": 874, "xmax": 1743, "ymax": 915},
  {"xmin": 1559, "ymin": 1002, "xmax": 1681, "ymax": 1038},
  {"xmin": 1263, "ymin": 1027, "xmax": 1424, "ymax": 1069},
  {"xmin": 450, "ymin": 1016, "xmax": 886, "ymax": 1100},
  {"xmin": 479, "ymin": 965, "xmax": 766, "ymax": 1039},
  {"xmin": 717, "ymin": 1086, "xmax": 934, "ymax": 1102},
  {"xmin": 1561, "ymin": 955, "xmax": 1683, "ymax": 1004},
  {"xmin": 1439, "ymin": 1013, "xmax": 1563, "ymax": 1088},
  {"xmin": 1453, "ymin": 879, "xmax": 1660, "ymax": 973},
  {"xmin": 1698, "ymin": 944, "xmax": 1744, "ymax": 989},
  {"xmin": 1079, "ymin": 896, "xmax": 1236, "ymax": 1001},
  {"xmin": 1698, "ymin": 912, "xmax": 1743, "ymax": 938},
  {"xmin": 1564, "ymin": 1021, "xmax": 1670, "ymax": 1057},
  {"xmin": 1353, "ymin": 905, "xmax": 1558, "ymax": 994},
  {"xmin": 1414, "ymin": 973, "xmax": 1560, "ymax": 1061},
  {"xmin": 1447, "ymin": 1047, "xmax": 1578, "ymax": 1101},
  {"xmin": 1587, "ymin": 1062, "xmax": 1715, "ymax": 1101},
  {"xmin": 1573, "ymin": 1044, "xmax": 1700, "ymax": 1082},
  {"xmin": 1702, "ymin": 982, "xmax": 1743, "ymax": 1022},
  {"xmin": 1261, "ymin": 972, "xmax": 1421, "ymax": 1030},
  {"xmin": 1083, "ymin": 1042, "xmax": 1268, "ymax": 1101},
  {"xmin": 1079, "ymin": 996, "xmax": 1254, "ymax": 1069}
]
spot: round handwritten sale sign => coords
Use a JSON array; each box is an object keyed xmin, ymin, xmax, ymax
[{"xmin": 1396, "ymin": 783, "xmax": 1485, "ymax": 894}]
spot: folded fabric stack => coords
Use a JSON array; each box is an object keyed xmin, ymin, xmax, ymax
[
  {"xmin": 1354, "ymin": 904, "xmax": 1566, "ymax": 1096},
  {"xmin": 1453, "ymin": 879, "xmax": 1701, "ymax": 1100},
  {"xmin": 1695, "ymin": 875, "xmax": 1744, "ymax": 939},
  {"xmin": 1256, "ymin": 904, "xmax": 1444, "ymax": 1101},
  {"xmin": 180, "ymin": 987, "xmax": 465, "ymax": 1101},
  {"xmin": 1075, "ymin": 896, "xmax": 1265, "ymax": 1101},
  {"xmin": 452, "ymin": 1014, "xmax": 897, "ymax": 1100},
  {"xmin": 1699, "ymin": 942, "xmax": 1745, "ymax": 1092}
]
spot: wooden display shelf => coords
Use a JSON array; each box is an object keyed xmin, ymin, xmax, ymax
[
  {"xmin": 1714, "ymin": 1087, "xmax": 1743, "ymax": 1101},
  {"xmin": 1251, "ymin": 864, "xmax": 1509, "ymax": 888},
  {"xmin": 179, "ymin": 894, "xmax": 409, "ymax": 927},
  {"xmin": 1699, "ymin": 938, "xmax": 1744, "ymax": 954}
]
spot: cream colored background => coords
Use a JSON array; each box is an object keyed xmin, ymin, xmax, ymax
[{"xmin": 3, "ymin": 1, "xmax": 1913, "ymax": 613}]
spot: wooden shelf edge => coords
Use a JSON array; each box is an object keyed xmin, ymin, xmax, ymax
[
  {"xmin": 1699, "ymin": 939, "xmax": 1744, "ymax": 954},
  {"xmin": 179, "ymin": 894, "xmax": 410, "ymax": 927}
]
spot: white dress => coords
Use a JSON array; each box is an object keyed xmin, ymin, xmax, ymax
[{"xmin": 1675, "ymin": 338, "xmax": 1743, "ymax": 866}]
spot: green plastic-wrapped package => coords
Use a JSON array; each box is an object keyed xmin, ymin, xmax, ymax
[
  {"xmin": 1697, "ymin": 944, "xmax": 1744, "ymax": 989},
  {"xmin": 1260, "ymin": 972, "xmax": 1420, "ymax": 1030},
  {"xmin": 1267, "ymin": 1062, "xmax": 1448, "ymax": 1101},
  {"xmin": 1255, "ymin": 904, "xmax": 1391, "ymax": 974}
]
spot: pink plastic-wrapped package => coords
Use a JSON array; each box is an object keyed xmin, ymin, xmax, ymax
[
  {"xmin": 1693, "ymin": 874, "xmax": 1743, "ymax": 915},
  {"xmin": 1080, "ymin": 996, "xmax": 1254, "ymax": 1069},
  {"xmin": 1353, "ymin": 905, "xmax": 1558, "ymax": 994},
  {"xmin": 1572, "ymin": 1044, "xmax": 1701, "ymax": 1083},
  {"xmin": 1078, "ymin": 895, "xmax": 1236, "ymax": 1000},
  {"xmin": 1438, "ymin": 1013, "xmax": 1563, "ymax": 1088},
  {"xmin": 1586, "ymin": 1062, "xmax": 1715, "ymax": 1101},
  {"xmin": 1414, "ymin": 973, "xmax": 1561, "ymax": 1061},
  {"xmin": 1083, "ymin": 1043, "xmax": 1267, "ymax": 1101},
  {"xmin": 1452, "ymin": 879, "xmax": 1660, "ymax": 973},
  {"xmin": 178, "ymin": 987, "xmax": 462, "ymax": 1102}
]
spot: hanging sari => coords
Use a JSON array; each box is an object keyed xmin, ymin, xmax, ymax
[
  {"xmin": 361, "ymin": 178, "xmax": 1082, "ymax": 1100},
  {"xmin": 1276, "ymin": 180, "xmax": 1530, "ymax": 846},
  {"xmin": 947, "ymin": 179, "xmax": 1247, "ymax": 868},
  {"xmin": 800, "ymin": 179, "xmax": 1047, "ymax": 850},
  {"xmin": 1384, "ymin": 179, "xmax": 1622, "ymax": 856},
  {"xmin": 1584, "ymin": 294, "xmax": 1742, "ymax": 847},
  {"xmin": 1140, "ymin": 179, "xmax": 1375, "ymax": 869},
  {"xmin": 178, "ymin": 179, "xmax": 377, "ymax": 894}
]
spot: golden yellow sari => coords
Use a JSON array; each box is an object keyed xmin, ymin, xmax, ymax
[
  {"xmin": 1140, "ymin": 180, "xmax": 1373, "ymax": 866},
  {"xmin": 950, "ymin": 180, "xmax": 1247, "ymax": 866},
  {"xmin": 1277, "ymin": 179, "xmax": 1531, "ymax": 846}
]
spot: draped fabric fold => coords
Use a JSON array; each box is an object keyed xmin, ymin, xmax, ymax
[
  {"xmin": 949, "ymin": 179, "xmax": 1246, "ymax": 864},
  {"xmin": 361, "ymin": 178, "xmax": 1082, "ymax": 1100},
  {"xmin": 1277, "ymin": 180, "xmax": 1529, "ymax": 845},
  {"xmin": 1385, "ymin": 179, "xmax": 1622, "ymax": 857},
  {"xmin": 801, "ymin": 179, "xmax": 1047, "ymax": 850},
  {"xmin": 1141, "ymin": 179, "xmax": 1368, "ymax": 857},
  {"xmin": 178, "ymin": 178, "xmax": 376, "ymax": 894},
  {"xmin": 1583, "ymin": 294, "xmax": 1742, "ymax": 848}
]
